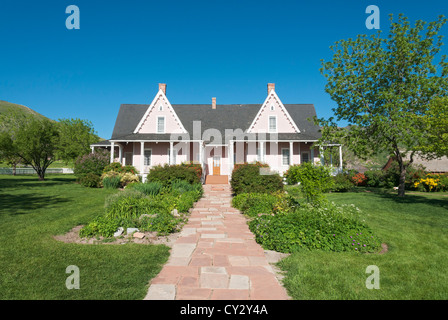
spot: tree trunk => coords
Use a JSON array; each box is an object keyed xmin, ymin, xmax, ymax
[
  {"xmin": 398, "ymin": 161, "xmax": 406, "ymax": 197},
  {"xmin": 12, "ymin": 164, "xmax": 16, "ymax": 176},
  {"xmin": 36, "ymin": 168, "xmax": 45, "ymax": 181},
  {"xmin": 394, "ymin": 147, "xmax": 408, "ymax": 197}
]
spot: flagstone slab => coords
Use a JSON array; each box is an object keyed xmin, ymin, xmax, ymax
[
  {"xmin": 144, "ymin": 284, "xmax": 176, "ymax": 300},
  {"xmin": 144, "ymin": 184, "xmax": 290, "ymax": 300}
]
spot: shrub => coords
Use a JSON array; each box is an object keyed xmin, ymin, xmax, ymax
[
  {"xmin": 146, "ymin": 164, "xmax": 200, "ymax": 187},
  {"xmin": 100, "ymin": 170, "xmax": 139, "ymax": 189},
  {"xmin": 364, "ymin": 162, "xmax": 430, "ymax": 190},
  {"xmin": 232, "ymin": 191, "xmax": 299, "ymax": 217},
  {"xmin": 102, "ymin": 175, "xmax": 122, "ymax": 189},
  {"xmin": 413, "ymin": 173, "xmax": 448, "ymax": 192},
  {"xmin": 351, "ymin": 172, "xmax": 367, "ymax": 186},
  {"xmin": 232, "ymin": 193, "xmax": 250, "ymax": 210},
  {"xmin": 331, "ymin": 173, "xmax": 354, "ymax": 192},
  {"xmin": 80, "ymin": 172, "xmax": 203, "ymax": 238},
  {"xmin": 79, "ymin": 216, "xmax": 120, "ymax": 238},
  {"xmin": 438, "ymin": 174, "xmax": 448, "ymax": 191},
  {"xmin": 176, "ymin": 190, "xmax": 201, "ymax": 213},
  {"xmin": 284, "ymin": 163, "xmax": 333, "ymax": 204},
  {"xmin": 234, "ymin": 193, "xmax": 278, "ymax": 217},
  {"xmin": 103, "ymin": 162, "xmax": 138, "ymax": 175},
  {"xmin": 170, "ymin": 180, "xmax": 203, "ymax": 196},
  {"xmin": 122, "ymin": 165, "xmax": 138, "ymax": 174},
  {"xmin": 105, "ymin": 196, "xmax": 170, "ymax": 221},
  {"xmin": 364, "ymin": 170, "xmax": 385, "ymax": 188},
  {"xmin": 120, "ymin": 172, "xmax": 140, "ymax": 187},
  {"xmin": 101, "ymin": 171, "xmax": 121, "ymax": 188},
  {"xmin": 104, "ymin": 188, "xmax": 146, "ymax": 209},
  {"xmin": 180, "ymin": 162, "xmax": 203, "ymax": 181},
  {"xmin": 103, "ymin": 162, "xmax": 122, "ymax": 173},
  {"xmin": 248, "ymin": 202, "xmax": 382, "ymax": 254},
  {"xmin": 230, "ymin": 163, "xmax": 283, "ymax": 195},
  {"xmin": 406, "ymin": 165, "xmax": 427, "ymax": 190},
  {"xmin": 127, "ymin": 181, "xmax": 163, "ymax": 196},
  {"xmin": 139, "ymin": 212, "xmax": 179, "ymax": 235},
  {"xmin": 78, "ymin": 173, "xmax": 101, "ymax": 188},
  {"xmin": 74, "ymin": 149, "xmax": 109, "ymax": 179}
]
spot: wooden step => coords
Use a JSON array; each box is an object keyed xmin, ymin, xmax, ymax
[{"xmin": 205, "ymin": 175, "xmax": 229, "ymax": 184}]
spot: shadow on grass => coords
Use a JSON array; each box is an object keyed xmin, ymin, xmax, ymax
[
  {"xmin": 0, "ymin": 175, "xmax": 75, "ymax": 215},
  {"xmin": 0, "ymin": 193, "xmax": 71, "ymax": 215},
  {"xmin": 0, "ymin": 175, "xmax": 76, "ymax": 189},
  {"xmin": 350, "ymin": 187, "xmax": 448, "ymax": 210}
]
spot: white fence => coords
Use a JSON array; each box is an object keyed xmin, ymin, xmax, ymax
[{"xmin": 0, "ymin": 168, "xmax": 74, "ymax": 175}]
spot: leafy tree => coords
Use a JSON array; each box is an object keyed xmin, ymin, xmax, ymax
[
  {"xmin": 317, "ymin": 14, "xmax": 448, "ymax": 197},
  {"xmin": 0, "ymin": 109, "xmax": 32, "ymax": 174},
  {"xmin": 0, "ymin": 117, "xmax": 59, "ymax": 180},
  {"xmin": 418, "ymin": 96, "xmax": 448, "ymax": 158},
  {"xmin": 57, "ymin": 118, "xmax": 100, "ymax": 164}
]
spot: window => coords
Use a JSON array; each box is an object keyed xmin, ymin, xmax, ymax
[
  {"xmin": 144, "ymin": 149, "xmax": 152, "ymax": 166},
  {"xmin": 269, "ymin": 116, "xmax": 277, "ymax": 132},
  {"xmin": 157, "ymin": 116, "xmax": 165, "ymax": 133},
  {"xmin": 301, "ymin": 152, "xmax": 309, "ymax": 163},
  {"xmin": 282, "ymin": 148, "xmax": 290, "ymax": 166},
  {"xmin": 158, "ymin": 104, "xmax": 163, "ymax": 111},
  {"xmin": 270, "ymin": 105, "xmax": 275, "ymax": 111}
]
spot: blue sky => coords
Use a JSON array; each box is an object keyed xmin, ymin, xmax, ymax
[{"xmin": 0, "ymin": 0, "xmax": 447, "ymax": 139}]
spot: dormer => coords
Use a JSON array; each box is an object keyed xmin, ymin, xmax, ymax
[
  {"xmin": 247, "ymin": 83, "xmax": 300, "ymax": 134},
  {"xmin": 134, "ymin": 83, "xmax": 187, "ymax": 134}
]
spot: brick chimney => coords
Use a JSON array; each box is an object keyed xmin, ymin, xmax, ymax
[
  {"xmin": 159, "ymin": 83, "xmax": 167, "ymax": 95},
  {"xmin": 212, "ymin": 97, "xmax": 216, "ymax": 109},
  {"xmin": 267, "ymin": 83, "xmax": 275, "ymax": 94}
]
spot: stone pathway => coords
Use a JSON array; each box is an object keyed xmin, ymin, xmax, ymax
[{"xmin": 144, "ymin": 184, "xmax": 291, "ymax": 300}]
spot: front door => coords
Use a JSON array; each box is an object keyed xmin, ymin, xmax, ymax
[
  {"xmin": 125, "ymin": 152, "xmax": 133, "ymax": 166},
  {"xmin": 213, "ymin": 156, "xmax": 221, "ymax": 175}
]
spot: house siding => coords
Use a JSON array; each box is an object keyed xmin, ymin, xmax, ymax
[
  {"xmin": 250, "ymin": 93, "xmax": 297, "ymax": 134},
  {"xmin": 138, "ymin": 94, "xmax": 184, "ymax": 134}
]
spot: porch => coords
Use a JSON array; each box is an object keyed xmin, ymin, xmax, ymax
[{"xmin": 91, "ymin": 139, "xmax": 342, "ymax": 184}]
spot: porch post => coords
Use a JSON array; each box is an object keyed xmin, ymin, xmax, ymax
[
  {"xmin": 289, "ymin": 141, "xmax": 293, "ymax": 165},
  {"xmin": 298, "ymin": 142, "xmax": 301, "ymax": 164},
  {"xmin": 140, "ymin": 142, "xmax": 145, "ymax": 174},
  {"xmin": 169, "ymin": 141, "xmax": 174, "ymax": 165},
  {"xmin": 199, "ymin": 141, "xmax": 203, "ymax": 167},
  {"xmin": 260, "ymin": 141, "xmax": 264, "ymax": 163},
  {"xmin": 118, "ymin": 144, "xmax": 123, "ymax": 165},
  {"xmin": 110, "ymin": 142, "xmax": 115, "ymax": 163},
  {"xmin": 91, "ymin": 146, "xmax": 94, "ymax": 154},
  {"xmin": 229, "ymin": 141, "xmax": 234, "ymax": 174}
]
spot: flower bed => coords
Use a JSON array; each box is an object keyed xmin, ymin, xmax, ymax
[{"xmin": 79, "ymin": 180, "xmax": 203, "ymax": 238}]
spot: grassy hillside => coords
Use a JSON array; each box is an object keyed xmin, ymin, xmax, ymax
[{"xmin": 0, "ymin": 100, "xmax": 51, "ymax": 121}]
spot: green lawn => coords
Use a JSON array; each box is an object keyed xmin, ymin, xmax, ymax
[
  {"xmin": 0, "ymin": 174, "xmax": 170, "ymax": 300},
  {"xmin": 279, "ymin": 187, "xmax": 448, "ymax": 299}
]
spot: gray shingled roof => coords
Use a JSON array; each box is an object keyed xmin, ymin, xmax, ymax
[{"xmin": 110, "ymin": 103, "xmax": 322, "ymax": 144}]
